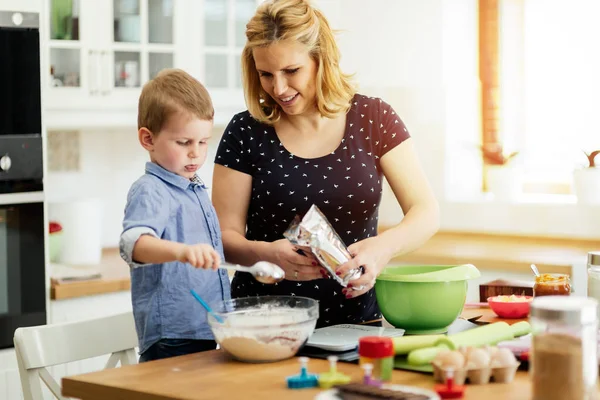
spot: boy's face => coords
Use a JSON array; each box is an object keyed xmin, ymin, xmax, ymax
[{"xmin": 145, "ymin": 113, "xmax": 213, "ymax": 179}]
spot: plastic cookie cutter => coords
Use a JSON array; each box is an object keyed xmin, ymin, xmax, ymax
[
  {"xmin": 286, "ymin": 357, "xmax": 319, "ymax": 389},
  {"xmin": 361, "ymin": 363, "xmax": 382, "ymax": 387},
  {"xmin": 434, "ymin": 369, "xmax": 465, "ymax": 399},
  {"xmin": 318, "ymin": 355, "xmax": 352, "ymax": 389}
]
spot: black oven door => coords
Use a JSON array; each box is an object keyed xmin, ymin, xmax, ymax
[
  {"xmin": 0, "ymin": 12, "xmax": 41, "ymax": 137},
  {"xmin": 0, "ymin": 201, "xmax": 46, "ymax": 349}
]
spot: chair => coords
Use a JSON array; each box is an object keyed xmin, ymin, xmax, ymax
[{"xmin": 13, "ymin": 312, "xmax": 138, "ymax": 400}]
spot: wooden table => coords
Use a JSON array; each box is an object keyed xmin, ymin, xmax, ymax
[
  {"xmin": 62, "ymin": 308, "xmax": 542, "ymax": 400},
  {"xmin": 63, "ymin": 349, "xmax": 536, "ymax": 400}
]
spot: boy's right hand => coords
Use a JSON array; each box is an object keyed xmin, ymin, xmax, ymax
[{"xmin": 177, "ymin": 244, "xmax": 221, "ymax": 270}]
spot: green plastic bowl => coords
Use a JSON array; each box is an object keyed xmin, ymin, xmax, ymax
[{"xmin": 375, "ymin": 264, "xmax": 480, "ymax": 334}]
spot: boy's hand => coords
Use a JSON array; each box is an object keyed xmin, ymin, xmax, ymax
[{"xmin": 177, "ymin": 244, "xmax": 221, "ymax": 270}]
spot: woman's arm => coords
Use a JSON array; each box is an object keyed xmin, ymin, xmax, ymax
[
  {"xmin": 211, "ymin": 164, "xmax": 267, "ymax": 264},
  {"xmin": 336, "ymin": 138, "xmax": 440, "ymax": 298},
  {"xmin": 376, "ymin": 137, "xmax": 440, "ymax": 257},
  {"xmin": 211, "ymin": 164, "xmax": 320, "ymax": 280}
]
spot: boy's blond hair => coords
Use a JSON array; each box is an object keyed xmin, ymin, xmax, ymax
[
  {"xmin": 242, "ymin": 0, "xmax": 356, "ymax": 124},
  {"xmin": 137, "ymin": 69, "xmax": 214, "ymax": 133}
]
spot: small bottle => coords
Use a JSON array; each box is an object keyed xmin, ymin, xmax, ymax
[
  {"xmin": 358, "ymin": 336, "xmax": 394, "ymax": 382},
  {"xmin": 587, "ymin": 251, "xmax": 600, "ymax": 320},
  {"xmin": 530, "ymin": 295, "xmax": 598, "ymax": 400}
]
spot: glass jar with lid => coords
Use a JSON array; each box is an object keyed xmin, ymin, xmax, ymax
[
  {"xmin": 530, "ymin": 296, "xmax": 598, "ymax": 400},
  {"xmin": 533, "ymin": 273, "xmax": 571, "ymax": 297}
]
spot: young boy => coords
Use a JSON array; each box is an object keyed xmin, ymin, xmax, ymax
[{"xmin": 119, "ymin": 69, "xmax": 231, "ymax": 363}]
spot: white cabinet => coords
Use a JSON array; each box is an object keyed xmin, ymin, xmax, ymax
[
  {"xmin": 196, "ymin": 0, "xmax": 255, "ymax": 124},
  {"xmin": 43, "ymin": 0, "xmax": 189, "ymax": 129},
  {"xmin": 42, "ymin": 0, "xmax": 257, "ymax": 129}
]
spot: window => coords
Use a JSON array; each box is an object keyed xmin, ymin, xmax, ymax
[{"xmin": 482, "ymin": 0, "xmax": 600, "ymax": 194}]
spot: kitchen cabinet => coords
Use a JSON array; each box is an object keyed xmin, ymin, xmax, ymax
[
  {"xmin": 43, "ymin": 0, "xmax": 188, "ymax": 129},
  {"xmin": 42, "ymin": 0, "xmax": 254, "ymax": 129}
]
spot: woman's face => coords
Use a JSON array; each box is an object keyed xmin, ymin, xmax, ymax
[{"xmin": 253, "ymin": 40, "xmax": 318, "ymax": 117}]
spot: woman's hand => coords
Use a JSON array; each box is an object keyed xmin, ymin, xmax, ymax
[
  {"xmin": 335, "ymin": 236, "xmax": 394, "ymax": 298},
  {"xmin": 269, "ymin": 239, "xmax": 324, "ymax": 281}
]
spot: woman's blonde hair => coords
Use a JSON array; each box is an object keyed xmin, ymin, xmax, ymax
[{"xmin": 241, "ymin": 0, "xmax": 356, "ymax": 124}]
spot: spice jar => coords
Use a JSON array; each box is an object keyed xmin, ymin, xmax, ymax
[
  {"xmin": 358, "ymin": 337, "xmax": 394, "ymax": 382},
  {"xmin": 530, "ymin": 296, "xmax": 598, "ymax": 400},
  {"xmin": 533, "ymin": 273, "xmax": 571, "ymax": 297},
  {"xmin": 587, "ymin": 251, "xmax": 600, "ymax": 320}
]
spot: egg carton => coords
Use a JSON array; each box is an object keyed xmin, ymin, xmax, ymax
[{"xmin": 432, "ymin": 361, "xmax": 520, "ymax": 385}]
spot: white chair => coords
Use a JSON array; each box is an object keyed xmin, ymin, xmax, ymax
[{"xmin": 13, "ymin": 312, "xmax": 138, "ymax": 400}]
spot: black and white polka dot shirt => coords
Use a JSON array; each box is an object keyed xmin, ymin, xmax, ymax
[{"xmin": 214, "ymin": 93, "xmax": 410, "ymax": 327}]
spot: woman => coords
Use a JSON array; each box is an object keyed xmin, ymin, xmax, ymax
[{"xmin": 212, "ymin": 0, "xmax": 439, "ymax": 327}]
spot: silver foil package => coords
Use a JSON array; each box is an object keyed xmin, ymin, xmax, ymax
[{"xmin": 284, "ymin": 204, "xmax": 363, "ymax": 287}]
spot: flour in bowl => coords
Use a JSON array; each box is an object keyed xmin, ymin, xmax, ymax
[{"xmin": 211, "ymin": 306, "xmax": 316, "ymax": 362}]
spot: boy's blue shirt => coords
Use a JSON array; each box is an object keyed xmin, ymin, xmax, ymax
[{"xmin": 120, "ymin": 162, "xmax": 231, "ymax": 354}]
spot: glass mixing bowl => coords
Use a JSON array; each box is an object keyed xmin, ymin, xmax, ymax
[{"xmin": 208, "ymin": 296, "xmax": 319, "ymax": 363}]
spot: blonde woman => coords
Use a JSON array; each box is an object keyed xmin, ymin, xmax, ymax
[{"xmin": 212, "ymin": 0, "xmax": 439, "ymax": 327}]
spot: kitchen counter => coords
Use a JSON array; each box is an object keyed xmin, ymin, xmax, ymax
[
  {"xmin": 50, "ymin": 231, "xmax": 598, "ymax": 300},
  {"xmin": 389, "ymin": 231, "xmax": 596, "ymax": 275},
  {"xmin": 60, "ymin": 346, "xmax": 541, "ymax": 399},
  {"xmin": 50, "ymin": 248, "xmax": 130, "ymax": 300}
]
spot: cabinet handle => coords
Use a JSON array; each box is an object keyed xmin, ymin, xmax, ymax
[
  {"xmin": 100, "ymin": 51, "xmax": 111, "ymax": 96},
  {"xmin": 88, "ymin": 50, "xmax": 97, "ymax": 95}
]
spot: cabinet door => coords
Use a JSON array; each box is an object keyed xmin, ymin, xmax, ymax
[
  {"xmin": 44, "ymin": 0, "xmax": 189, "ymax": 128},
  {"xmin": 104, "ymin": 0, "xmax": 185, "ymax": 108},
  {"xmin": 201, "ymin": 0, "xmax": 256, "ymax": 124},
  {"xmin": 44, "ymin": 0, "xmax": 87, "ymax": 110}
]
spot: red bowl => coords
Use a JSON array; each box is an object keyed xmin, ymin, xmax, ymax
[{"xmin": 487, "ymin": 295, "xmax": 532, "ymax": 319}]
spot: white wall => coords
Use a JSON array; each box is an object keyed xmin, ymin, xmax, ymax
[
  {"xmin": 45, "ymin": 0, "xmax": 600, "ymax": 246},
  {"xmin": 45, "ymin": 127, "xmax": 223, "ymax": 248}
]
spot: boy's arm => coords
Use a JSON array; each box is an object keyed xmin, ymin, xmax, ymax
[
  {"xmin": 119, "ymin": 179, "xmax": 172, "ymax": 268},
  {"xmin": 131, "ymin": 234, "xmax": 186, "ymax": 264}
]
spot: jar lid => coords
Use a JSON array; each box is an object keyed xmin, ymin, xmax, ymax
[
  {"xmin": 358, "ymin": 336, "xmax": 394, "ymax": 358},
  {"xmin": 589, "ymin": 251, "xmax": 600, "ymax": 266},
  {"xmin": 531, "ymin": 295, "xmax": 598, "ymax": 325}
]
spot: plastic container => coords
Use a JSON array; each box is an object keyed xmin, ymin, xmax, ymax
[
  {"xmin": 533, "ymin": 273, "xmax": 570, "ymax": 297},
  {"xmin": 586, "ymin": 251, "xmax": 600, "ymax": 321},
  {"xmin": 530, "ymin": 296, "xmax": 598, "ymax": 400},
  {"xmin": 358, "ymin": 336, "xmax": 394, "ymax": 382}
]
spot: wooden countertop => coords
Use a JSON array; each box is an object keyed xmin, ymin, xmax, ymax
[
  {"xmin": 60, "ymin": 308, "xmax": 591, "ymax": 399},
  {"xmin": 51, "ymin": 231, "xmax": 599, "ymax": 300},
  {"xmin": 50, "ymin": 248, "xmax": 130, "ymax": 300},
  {"xmin": 63, "ymin": 348, "xmax": 538, "ymax": 400},
  {"xmin": 389, "ymin": 231, "xmax": 597, "ymax": 275}
]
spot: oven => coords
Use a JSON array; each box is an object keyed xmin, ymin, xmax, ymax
[{"xmin": 0, "ymin": 11, "xmax": 46, "ymax": 350}]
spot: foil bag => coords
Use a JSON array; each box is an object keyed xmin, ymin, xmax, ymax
[{"xmin": 284, "ymin": 204, "xmax": 363, "ymax": 287}]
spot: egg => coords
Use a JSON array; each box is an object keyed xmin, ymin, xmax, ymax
[
  {"xmin": 434, "ymin": 350, "xmax": 465, "ymax": 369},
  {"xmin": 466, "ymin": 348, "xmax": 491, "ymax": 369},
  {"xmin": 483, "ymin": 344, "xmax": 499, "ymax": 359},
  {"xmin": 491, "ymin": 347, "xmax": 517, "ymax": 367}
]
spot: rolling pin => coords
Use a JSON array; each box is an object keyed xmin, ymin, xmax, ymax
[
  {"xmin": 392, "ymin": 334, "xmax": 446, "ymax": 355},
  {"xmin": 406, "ymin": 321, "xmax": 531, "ymax": 365}
]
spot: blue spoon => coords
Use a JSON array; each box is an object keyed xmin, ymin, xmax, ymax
[{"xmin": 190, "ymin": 289, "xmax": 224, "ymax": 323}]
